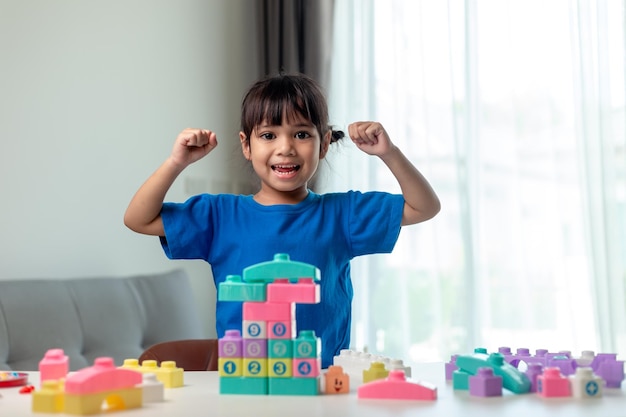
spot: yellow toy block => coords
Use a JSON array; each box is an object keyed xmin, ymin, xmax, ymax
[
  {"xmin": 159, "ymin": 361, "xmax": 184, "ymax": 388},
  {"xmin": 363, "ymin": 361, "xmax": 389, "ymax": 383},
  {"xmin": 120, "ymin": 359, "xmax": 142, "ymax": 370},
  {"xmin": 64, "ymin": 387, "xmax": 142, "ymax": 415},
  {"xmin": 219, "ymin": 357, "xmax": 243, "ymax": 377},
  {"xmin": 243, "ymin": 358, "xmax": 268, "ymax": 377},
  {"xmin": 268, "ymin": 358, "xmax": 293, "ymax": 378},
  {"xmin": 32, "ymin": 380, "xmax": 64, "ymax": 413}
]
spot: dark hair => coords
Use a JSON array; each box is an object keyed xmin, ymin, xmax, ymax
[{"xmin": 240, "ymin": 73, "xmax": 344, "ymax": 145}]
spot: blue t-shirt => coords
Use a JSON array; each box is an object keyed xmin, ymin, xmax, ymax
[{"xmin": 160, "ymin": 190, "xmax": 404, "ymax": 368}]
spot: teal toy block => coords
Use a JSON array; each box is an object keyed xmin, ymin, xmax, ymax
[
  {"xmin": 220, "ymin": 376, "xmax": 268, "ymax": 395},
  {"xmin": 218, "ymin": 275, "xmax": 267, "ymax": 302},
  {"xmin": 456, "ymin": 352, "xmax": 531, "ymax": 394},
  {"xmin": 268, "ymin": 377, "xmax": 319, "ymax": 395},
  {"xmin": 293, "ymin": 330, "xmax": 320, "ymax": 359},
  {"xmin": 452, "ymin": 369, "xmax": 471, "ymax": 390},
  {"xmin": 268, "ymin": 339, "xmax": 293, "ymax": 359},
  {"xmin": 243, "ymin": 253, "xmax": 321, "ymax": 283}
]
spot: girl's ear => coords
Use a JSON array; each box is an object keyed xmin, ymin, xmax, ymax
[
  {"xmin": 240, "ymin": 132, "xmax": 251, "ymax": 160},
  {"xmin": 319, "ymin": 131, "xmax": 331, "ymax": 159}
]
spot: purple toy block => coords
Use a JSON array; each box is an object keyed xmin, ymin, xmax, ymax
[
  {"xmin": 219, "ymin": 330, "xmax": 243, "ymax": 358},
  {"xmin": 445, "ymin": 355, "xmax": 458, "ymax": 381},
  {"xmin": 525, "ymin": 363, "xmax": 544, "ymax": 393},
  {"xmin": 469, "ymin": 367, "xmax": 503, "ymax": 397},
  {"xmin": 547, "ymin": 356, "xmax": 578, "ymax": 376},
  {"xmin": 595, "ymin": 359, "xmax": 624, "ymax": 389},
  {"xmin": 243, "ymin": 339, "xmax": 268, "ymax": 358}
]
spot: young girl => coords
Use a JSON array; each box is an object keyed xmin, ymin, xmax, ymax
[{"xmin": 124, "ymin": 73, "xmax": 440, "ymax": 368}]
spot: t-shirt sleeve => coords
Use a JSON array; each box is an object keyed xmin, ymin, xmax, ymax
[
  {"xmin": 159, "ymin": 194, "xmax": 213, "ymax": 260},
  {"xmin": 348, "ymin": 191, "xmax": 404, "ymax": 257}
]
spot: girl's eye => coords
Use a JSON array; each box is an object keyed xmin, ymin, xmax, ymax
[
  {"xmin": 260, "ymin": 133, "xmax": 275, "ymax": 140},
  {"xmin": 295, "ymin": 131, "xmax": 311, "ymax": 139}
]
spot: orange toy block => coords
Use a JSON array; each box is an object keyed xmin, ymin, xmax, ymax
[
  {"xmin": 357, "ymin": 370, "xmax": 437, "ymax": 401},
  {"xmin": 324, "ymin": 366, "xmax": 350, "ymax": 394}
]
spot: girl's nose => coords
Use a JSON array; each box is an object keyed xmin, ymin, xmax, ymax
[{"xmin": 276, "ymin": 135, "xmax": 296, "ymax": 155}]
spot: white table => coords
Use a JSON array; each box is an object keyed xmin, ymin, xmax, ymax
[{"xmin": 1, "ymin": 363, "xmax": 624, "ymax": 417}]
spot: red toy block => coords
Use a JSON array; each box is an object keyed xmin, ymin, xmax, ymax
[
  {"xmin": 39, "ymin": 348, "xmax": 69, "ymax": 383},
  {"xmin": 242, "ymin": 301, "xmax": 293, "ymax": 322},
  {"xmin": 358, "ymin": 370, "xmax": 437, "ymax": 401},
  {"xmin": 537, "ymin": 367, "xmax": 571, "ymax": 398},
  {"xmin": 267, "ymin": 278, "xmax": 320, "ymax": 304}
]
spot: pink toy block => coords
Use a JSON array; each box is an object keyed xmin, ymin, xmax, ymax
[
  {"xmin": 537, "ymin": 367, "xmax": 571, "ymax": 398},
  {"xmin": 39, "ymin": 348, "xmax": 69, "ymax": 383},
  {"xmin": 293, "ymin": 358, "xmax": 320, "ymax": 377},
  {"xmin": 267, "ymin": 320, "xmax": 294, "ymax": 339},
  {"xmin": 64, "ymin": 357, "xmax": 143, "ymax": 395},
  {"xmin": 243, "ymin": 301, "xmax": 293, "ymax": 322},
  {"xmin": 242, "ymin": 320, "xmax": 267, "ymax": 338},
  {"xmin": 357, "ymin": 370, "xmax": 437, "ymax": 401},
  {"xmin": 219, "ymin": 329, "xmax": 243, "ymax": 358},
  {"xmin": 266, "ymin": 278, "xmax": 320, "ymax": 304},
  {"xmin": 469, "ymin": 367, "xmax": 502, "ymax": 397},
  {"xmin": 243, "ymin": 339, "xmax": 268, "ymax": 358}
]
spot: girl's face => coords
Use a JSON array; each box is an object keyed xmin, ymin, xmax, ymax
[{"xmin": 240, "ymin": 112, "xmax": 330, "ymax": 205}]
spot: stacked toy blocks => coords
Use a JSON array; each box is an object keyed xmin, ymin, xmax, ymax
[
  {"xmin": 120, "ymin": 358, "xmax": 184, "ymax": 388},
  {"xmin": 218, "ymin": 253, "xmax": 322, "ymax": 395}
]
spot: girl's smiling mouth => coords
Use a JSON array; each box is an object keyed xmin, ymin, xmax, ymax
[{"xmin": 272, "ymin": 164, "xmax": 301, "ymax": 175}]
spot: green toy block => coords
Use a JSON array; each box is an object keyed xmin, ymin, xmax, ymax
[
  {"xmin": 268, "ymin": 339, "xmax": 293, "ymax": 359},
  {"xmin": 220, "ymin": 376, "xmax": 268, "ymax": 395},
  {"xmin": 268, "ymin": 377, "xmax": 319, "ymax": 395},
  {"xmin": 455, "ymin": 352, "xmax": 531, "ymax": 394},
  {"xmin": 293, "ymin": 330, "xmax": 320, "ymax": 358},
  {"xmin": 218, "ymin": 275, "xmax": 267, "ymax": 302},
  {"xmin": 452, "ymin": 369, "xmax": 471, "ymax": 390},
  {"xmin": 243, "ymin": 253, "xmax": 321, "ymax": 283}
]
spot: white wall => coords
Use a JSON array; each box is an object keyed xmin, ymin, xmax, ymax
[{"xmin": 0, "ymin": 0, "xmax": 260, "ymax": 337}]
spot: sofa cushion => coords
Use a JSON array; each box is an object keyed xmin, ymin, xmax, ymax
[{"xmin": 0, "ymin": 269, "xmax": 203, "ymax": 371}]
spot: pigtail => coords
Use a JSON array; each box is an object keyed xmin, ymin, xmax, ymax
[{"xmin": 330, "ymin": 127, "xmax": 345, "ymax": 143}]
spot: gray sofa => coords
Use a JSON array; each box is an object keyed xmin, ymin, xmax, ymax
[{"xmin": 0, "ymin": 269, "xmax": 204, "ymax": 371}]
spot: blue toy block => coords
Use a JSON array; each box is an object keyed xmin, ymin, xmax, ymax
[
  {"xmin": 220, "ymin": 376, "xmax": 268, "ymax": 395},
  {"xmin": 268, "ymin": 377, "xmax": 319, "ymax": 395},
  {"xmin": 455, "ymin": 352, "xmax": 531, "ymax": 394},
  {"xmin": 218, "ymin": 275, "xmax": 267, "ymax": 302},
  {"xmin": 243, "ymin": 253, "xmax": 320, "ymax": 283}
]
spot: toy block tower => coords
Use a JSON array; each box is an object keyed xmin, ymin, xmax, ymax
[{"xmin": 218, "ymin": 253, "xmax": 321, "ymax": 395}]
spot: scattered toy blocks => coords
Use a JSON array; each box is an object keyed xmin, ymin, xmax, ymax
[{"xmin": 455, "ymin": 352, "xmax": 530, "ymax": 394}]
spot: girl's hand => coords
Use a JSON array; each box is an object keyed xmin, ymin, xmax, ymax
[
  {"xmin": 348, "ymin": 121, "xmax": 395, "ymax": 157},
  {"xmin": 170, "ymin": 128, "xmax": 218, "ymax": 168}
]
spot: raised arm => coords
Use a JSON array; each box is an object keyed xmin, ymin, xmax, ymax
[
  {"xmin": 348, "ymin": 121, "xmax": 440, "ymax": 226},
  {"xmin": 124, "ymin": 128, "xmax": 218, "ymax": 235}
]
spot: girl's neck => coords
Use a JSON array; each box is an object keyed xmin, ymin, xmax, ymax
[{"xmin": 253, "ymin": 186, "xmax": 309, "ymax": 206}]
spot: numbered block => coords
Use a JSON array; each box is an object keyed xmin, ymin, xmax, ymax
[
  {"xmin": 243, "ymin": 358, "xmax": 268, "ymax": 378},
  {"xmin": 219, "ymin": 329, "xmax": 243, "ymax": 358},
  {"xmin": 293, "ymin": 330, "xmax": 320, "ymax": 359},
  {"xmin": 244, "ymin": 339, "xmax": 268, "ymax": 358},
  {"xmin": 570, "ymin": 367, "xmax": 603, "ymax": 398},
  {"xmin": 293, "ymin": 358, "xmax": 320, "ymax": 378},
  {"xmin": 268, "ymin": 339, "xmax": 293, "ymax": 359},
  {"xmin": 268, "ymin": 320, "xmax": 293, "ymax": 339},
  {"xmin": 220, "ymin": 376, "xmax": 268, "ymax": 395},
  {"xmin": 242, "ymin": 320, "xmax": 267, "ymax": 339},
  {"xmin": 219, "ymin": 358, "xmax": 243, "ymax": 377},
  {"xmin": 269, "ymin": 376, "xmax": 319, "ymax": 396},
  {"xmin": 269, "ymin": 358, "xmax": 293, "ymax": 378}
]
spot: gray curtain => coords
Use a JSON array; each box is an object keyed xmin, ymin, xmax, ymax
[{"xmin": 256, "ymin": 0, "xmax": 336, "ymax": 89}]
